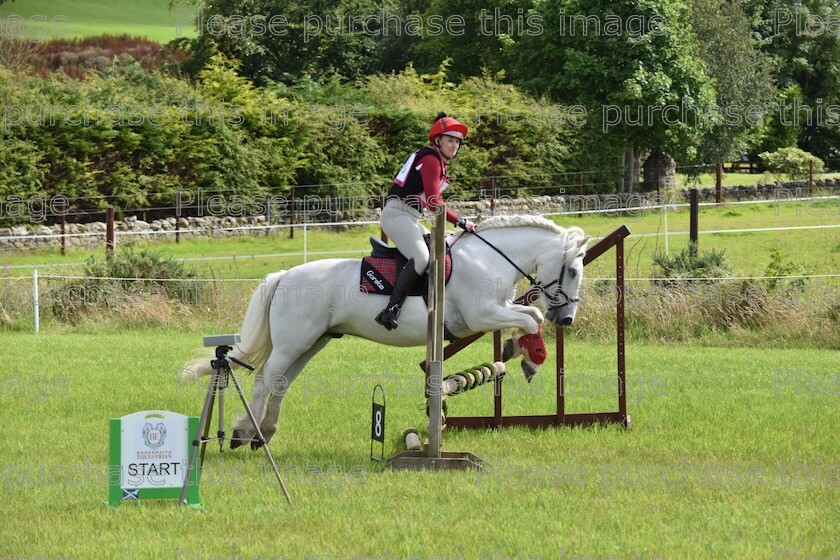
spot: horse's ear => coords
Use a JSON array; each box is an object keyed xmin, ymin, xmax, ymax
[{"xmin": 576, "ymin": 236, "xmax": 591, "ymax": 251}]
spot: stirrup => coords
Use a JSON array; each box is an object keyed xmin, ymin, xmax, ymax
[{"xmin": 375, "ymin": 304, "xmax": 401, "ymax": 330}]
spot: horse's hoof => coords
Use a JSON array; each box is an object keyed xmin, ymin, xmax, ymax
[
  {"xmin": 522, "ymin": 358, "xmax": 538, "ymax": 383},
  {"xmin": 230, "ymin": 430, "xmax": 246, "ymax": 449},
  {"xmin": 502, "ymin": 338, "xmax": 518, "ymax": 361}
]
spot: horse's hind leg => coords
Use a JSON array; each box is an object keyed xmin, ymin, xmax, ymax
[
  {"xmin": 231, "ymin": 368, "xmax": 267, "ymax": 449},
  {"xmin": 252, "ymin": 334, "xmax": 332, "ymax": 449},
  {"xmin": 230, "ymin": 346, "xmax": 303, "ymax": 448}
]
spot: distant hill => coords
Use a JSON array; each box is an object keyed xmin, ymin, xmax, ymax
[{"xmin": 0, "ymin": 0, "xmax": 197, "ymax": 43}]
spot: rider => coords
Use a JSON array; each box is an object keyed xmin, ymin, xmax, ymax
[{"xmin": 375, "ymin": 112, "xmax": 476, "ymax": 330}]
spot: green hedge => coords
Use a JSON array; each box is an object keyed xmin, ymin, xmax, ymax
[{"xmin": 1, "ymin": 57, "xmax": 580, "ymax": 225}]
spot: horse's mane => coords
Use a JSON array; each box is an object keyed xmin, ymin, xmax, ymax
[{"xmin": 472, "ymin": 215, "xmax": 585, "ymax": 239}]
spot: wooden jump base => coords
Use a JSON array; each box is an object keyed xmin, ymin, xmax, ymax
[{"xmin": 442, "ymin": 225, "xmax": 631, "ymax": 430}]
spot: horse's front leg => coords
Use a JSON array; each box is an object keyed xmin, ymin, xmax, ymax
[
  {"xmin": 509, "ymin": 304, "xmax": 544, "ymax": 326},
  {"xmin": 501, "ymin": 304, "xmax": 544, "ymax": 360},
  {"xmin": 465, "ymin": 302, "xmax": 541, "ymax": 334},
  {"xmin": 469, "ymin": 304, "xmax": 547, "ymax": 383}
]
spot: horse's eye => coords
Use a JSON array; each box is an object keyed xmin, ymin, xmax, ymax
[{"xmin": 569, "ymin": 269, "xmax": 577, "ymax": 279}]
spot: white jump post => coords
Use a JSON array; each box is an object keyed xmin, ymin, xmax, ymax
[
  {"xmin": 386, "ymin": 207, "xmax": 484, "ymax": 471},
  {"xmin": 33, "ymin": 268, "xmax": 39, "ymax": 334}
]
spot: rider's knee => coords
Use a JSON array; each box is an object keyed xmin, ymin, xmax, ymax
[{"xmin": 413, "ymin": 254, "xmax": 429, "ymax": 274}]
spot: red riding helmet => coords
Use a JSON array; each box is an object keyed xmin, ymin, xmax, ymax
[{"xmin": 428, "ymin": 113, "xmax": 468, "ymax": 143}]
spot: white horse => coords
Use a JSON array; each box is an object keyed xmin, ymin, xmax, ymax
[{"xmin": 181, "ymin": 215, "xmax": 589, "ymax": 448}]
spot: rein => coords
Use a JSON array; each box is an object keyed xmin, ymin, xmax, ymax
[
  {"xmin": 466, "ymin": 230, "xmax": 580, "ymax": 310},
  {"xmin": 469, "ymin": 230, "xmax": 538, "ymax": 285}
]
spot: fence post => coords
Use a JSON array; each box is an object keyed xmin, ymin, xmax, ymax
[
  {"xmin": 289, "ymin": 185, "xmax": 295, "ymax": 240},
  {"xmin": 175, "ymin": 192, "xmax": 181, "ymax": 244},
  {"xmin": 809, "ymin": 159, "xmax": 814, "ymax": 196},
  {"xmin": 106, "ymin": 207, "xmax": 116, "ymax": 256},
  {"xmin": 490, "ymin": 176, "xmax": 496, "ymax": 214},
  {"xmin": 656, "ymin": 170, "xmax": 661, "ymax": 199},
  {"xmin": 380, "ymin": 192, "xmax": 388, "ymax": 244},
  {"xmin": 689, "ymin": 188, "xmax": 699, "ymax": 256},
  {"xmin": 578, "ymin": 171, "xmax": 583, "ymax": 217},
  {"xmin": 59, "ymin": 198, "xmax": 67, "ymax": 256},
  {"xmin": 716, "ymin": 163, "xmax": 723, "ymax": 204},
  {"xmin": 303, "ymin": 212, "xmax": 308, "ymax": 264},
  {"xmin": 33, "ymin": 268, "xmax": 39, "ymax": 334},
  {"xmin": 265, "ymin": 196, "xmax": 271, "ymax": 237}
]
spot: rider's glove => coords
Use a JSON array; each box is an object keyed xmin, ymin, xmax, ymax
[{"xmin": 456, "ymin": 217, "xmax": 476, "ymax": 233}]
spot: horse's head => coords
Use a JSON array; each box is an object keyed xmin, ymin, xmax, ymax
[{"xmin": 535, "ymin": 231, "xmax": 590, "ymax": 326}]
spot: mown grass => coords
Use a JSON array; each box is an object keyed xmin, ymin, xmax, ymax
[
  {"xmin": 675, "ymin": 171, "xmax": 840, "ymax": 188},
  {"xmin": 0, "ymin": 0, "xmax": 195, "ymax": 43},
  {"xmin": 0, "ymin": 330, "xmax": 837, "ymax": 559}
]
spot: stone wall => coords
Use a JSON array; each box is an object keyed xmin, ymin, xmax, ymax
[
  {"xmin": 1, "ymin": 180, "xmax": 837, "ymax": 252},
  {"xmin": 0, "ymin": 215, "xmax": 270, "ymax": 251},
  {"xmin": 682, "ymin": 178, "xmax": 840, "ymax": 201}
]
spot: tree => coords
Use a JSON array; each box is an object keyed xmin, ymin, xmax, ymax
[
  {"xmin": 411, "ymin": 0, "xmax": 537, "ymax": 80},
  {"xmin": 686, "ymin": 0, "xmax": 775, "ymax": 165},
  {"xmin": 508, "ymin": 0, "xmax": 716, "ymax": 191},
  {"xmin": 743, "ymin": 0, "xmax": 840, "ymax": 165},
  {"xmin": 176, "ymin": 0, "xmax": 389, "ymax": 84}
]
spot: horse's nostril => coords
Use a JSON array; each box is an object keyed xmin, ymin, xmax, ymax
[{"xmin": 561, "ymin": 317, "xmax": 573, "ymax": 326}]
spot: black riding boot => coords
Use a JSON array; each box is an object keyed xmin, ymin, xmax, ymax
[{"xmin": 375, "ymin": 259, "xmax": 421, "ymax": 330}]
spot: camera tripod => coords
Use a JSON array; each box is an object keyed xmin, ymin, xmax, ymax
[{"xmin": 179, "ymin": 344, "xmax": 291, "ymax": 506}]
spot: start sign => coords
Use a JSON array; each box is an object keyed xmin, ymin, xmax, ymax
[{"xmin": 108, "ymin": 410, "xmax": 200, "ymax": 508}]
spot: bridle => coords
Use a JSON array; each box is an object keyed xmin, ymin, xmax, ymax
[
  {"xmin": 468, "ymin": 230, "xmax": 580, "ymax": 311},
  {"xmin": 539, "ymin": 258, "xmax": 580, "ymax": 312}
]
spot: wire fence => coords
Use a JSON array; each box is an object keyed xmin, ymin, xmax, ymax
[
  {"xmin": 3, "ymin": 190, "xmax": 839, "ymax": 256},
  {"xmin": 2, "ymin": 178, "xmax": 839, "ymax": 332}
]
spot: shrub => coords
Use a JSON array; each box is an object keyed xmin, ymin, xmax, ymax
[
  {"xmin": 763, "ymin": 246, "xmax": 808, "ymax": 292},
  {"xmin": 651, "ymin": 243, "xmax": 732, "ymax": 286},
  {"xmin": 50, "ymin": 244, "xmax": 209, "ymax": 324},
  {"xmin": 759, "ymin": 147, "xmax": 825, "ymax": 180}
]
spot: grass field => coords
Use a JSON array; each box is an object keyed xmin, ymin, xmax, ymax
[
  {"xmin": 0, "ymin": 0, "xmax": 195, "ymax": 43},
  {"xmin": 2, "ymin": 197, "xmax": 837, "ymax": 347},
  {"xmin": 0, "ymin": 197, "xmax": 838, "ymax": 558},
  {"xmin": 1, "ymin": 330, "xmax": 838, "ymax": 559},
  {"xmin": 1, "ymin": 3, "xmax": 837, "ymax": 556},
  {"xmin": 675, "ymin": 171, "xmax": 840, "ymax": 189}
]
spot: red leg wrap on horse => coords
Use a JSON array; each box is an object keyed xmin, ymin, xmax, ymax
[{"xmin": 517, "ymin": 326, "xmax": 547, "ymax": 365}]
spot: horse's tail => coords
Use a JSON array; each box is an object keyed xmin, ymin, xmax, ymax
[{"xmin": 179, "ymin": 271, "xmax": 286, "ymax": 383}]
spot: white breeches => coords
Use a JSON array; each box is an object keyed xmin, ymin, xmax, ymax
[{"xmin": 380, "ymin": 199, "xmax": 430, "ymax": 275}]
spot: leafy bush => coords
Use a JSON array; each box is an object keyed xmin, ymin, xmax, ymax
[
  {"xmin": 759, "ymin": 147, "xmax": 825, "ymax": 180},
  {"xmin": 50, "ymin": 244, "xmax": 208, "ymax": 324},
  {"xmin": 763, "ymin": 246, "xmax": 808, "ymax": 293},
  {"xmin": 1, "ymin": 48, "xmax": 579, "ymax": 225},
  {"xmin": 651, "ymin": 243, "xmax": 732, "ymax": 286}
]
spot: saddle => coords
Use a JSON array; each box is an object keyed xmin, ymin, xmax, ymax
[{"xmin": 360, "ymin": 235, "xmax": 453, "ymax": 297}]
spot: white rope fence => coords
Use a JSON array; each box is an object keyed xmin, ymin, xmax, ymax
[{"xmin": 2, "ymin": 194, "xmax": 837, "ymax": 243}]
